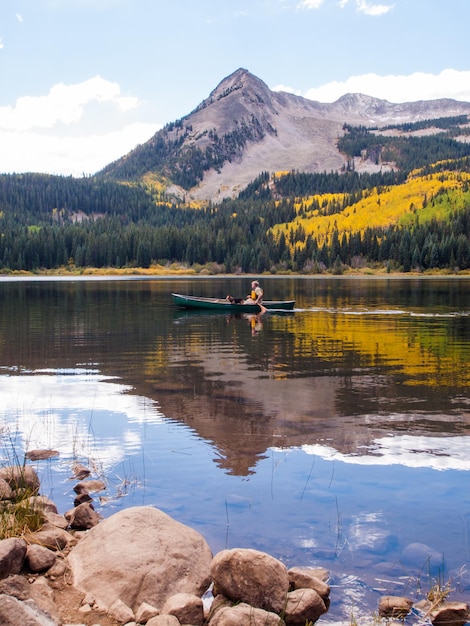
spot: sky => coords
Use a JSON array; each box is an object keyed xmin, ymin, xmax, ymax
[{"xmin": 1, "ymin": 0, "xmax": 469, "ymax": 177}]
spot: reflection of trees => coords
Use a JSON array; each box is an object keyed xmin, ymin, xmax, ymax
[{"xmin": 1, "ymin": 279, "xmax": 469, "ymax": 477}]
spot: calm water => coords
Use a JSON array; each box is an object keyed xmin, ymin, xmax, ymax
[{"xmin": 1, "ymin": 276, "xmax": 469, "ymax": 623}]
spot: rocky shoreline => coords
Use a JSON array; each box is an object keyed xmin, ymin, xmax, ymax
[{"xmin": 0, "ymin": 459, "xmax": 469, "ymax": 626}]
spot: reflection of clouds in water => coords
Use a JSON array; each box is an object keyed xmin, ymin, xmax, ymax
[
  {"xmin": 349, "ymin": 511, "xmax": 391, "ymax": 551},
  {"xmin": 299, "ymin": 435, "xmax": 470, "ymax": 471},
  {"xmin": 0, "ymin": 371, "xmax": 165, "ymax": 472}
]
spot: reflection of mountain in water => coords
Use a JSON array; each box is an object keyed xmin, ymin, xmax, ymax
[
  {"xmin": 152, "ymin": 341, "xmax": 470, "ymax": 475},
  {"xmin": 1, "ymin": 278, "xmax": 469, "ymax": 478}
]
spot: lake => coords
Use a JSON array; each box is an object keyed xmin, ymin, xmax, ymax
[{"xmin": 1, "ymin": 275, "xmax": 469, "ymax": 624}]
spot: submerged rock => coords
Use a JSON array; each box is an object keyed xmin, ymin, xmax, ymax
[
  {"xmin": 379, "ymin": 595, "xmax": 413, "ymax": 619},
  {"xmin": 25, "ymin": 450, "xmax": 59, "ymax": 461},
  {"xmin": 431, "ymin": 601, "xmax": 470, "ymax": 626}
]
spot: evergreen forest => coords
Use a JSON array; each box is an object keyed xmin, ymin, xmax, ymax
[{"xmin": 1, "ymin": 118, "xmax": 470, "ymax": 275}]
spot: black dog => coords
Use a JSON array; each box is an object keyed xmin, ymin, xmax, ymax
[{"xmin": 226, "ymin": 295, "xmax": 244, "ymax": 304}]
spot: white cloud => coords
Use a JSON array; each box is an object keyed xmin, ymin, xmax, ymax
[
  {"xmin": 297, "ymin": 69, "xmax": 470, "ymax": 103},
  {"xmin": 354, "ymin": 0, "xmax": 393, "ymax": 15},
  {"xmin": 338, "ymin": 0, "xmax": 393, "ymax": 14},
  {"xmin": 0, "ymin": 371, "xmax": 164, "ymax": 471},
  {"xmin": 0, "ymin": 76, "xmax": 139, "ymax": 132},
  {"xmin": 0, "ymin": 122, "xmax": 161, "ymax": 177},
  {"xmin": 300, "ymin": 433, "xmax": 470, "ymax": 471},
  {"xmin": 272, "ymin": 83, "xmax": 302, "ymax": 96},
  {"xmin": 0, "ymin": 38, "xmax": 3, "ymax": 49},
  {"xmin": 0, "ymin": 76, "xmax": 161, "ymax": 176},
  {"xmin": 298, "ymin": 0, "xmax": 324, "ymax": 8},
  {"xmin": 300, "ymin": 0, "xmax": 393, "ymax": 13},
  {"xmin": 16, "ymin": 13, "xmax": 23, "ymax": 22}
]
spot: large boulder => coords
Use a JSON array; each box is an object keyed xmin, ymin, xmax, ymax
[
  {"xmin": 211, "ymin": 548, "xmax": 290, "ymax": 614},
  {"xmin": 68, "ymin": 506, "xmax": 212, "ymax": 613}
]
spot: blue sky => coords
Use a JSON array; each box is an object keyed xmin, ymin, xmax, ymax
[{"xmin": 1, "ymin": 0, "xmax": 469, "ymax": 176}]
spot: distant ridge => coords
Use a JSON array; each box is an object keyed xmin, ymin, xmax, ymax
[{"xmin": 97, "ymin": 68, "xmax": 470, "ymax": 202}]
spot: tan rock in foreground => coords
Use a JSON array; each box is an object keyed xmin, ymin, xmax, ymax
[
  {"xmin": 208, "ymin": 602, "xmax": 285, "ymax": 626},
  {"xmin": 68, "ymin": 505, "xmax": 213, "ymax": 613},
  {"xmin": 211, "ymin": 547, "xmax": 290, "ymax": 614}
]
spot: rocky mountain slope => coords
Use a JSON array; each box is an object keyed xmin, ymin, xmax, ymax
[{"xmin": 98, "ymin": 68, "xmax": 470, "ymax": 202}]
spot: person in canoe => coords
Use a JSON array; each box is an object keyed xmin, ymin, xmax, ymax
[{"xmin": 243, "ymin": 280, "xmax": 267, "ymax": 314}]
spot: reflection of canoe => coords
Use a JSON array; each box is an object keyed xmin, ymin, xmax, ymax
[{"xmin": 172, "ymin": 293, "xmax": 295, "ymax": 312}]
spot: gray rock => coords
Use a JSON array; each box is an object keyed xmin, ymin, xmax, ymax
[
  {"xmin": 0, "ymin": 593, "xmax": 58, "ymax": 626},
  {"xmin": 29, "ymin": 577, "xmax": 58, "ymax": 621},
  {"xmin": 284, "ymin": 588, "xmax": 327, "ymax": 625},
  {"xmin": 45, "ymin": 558, "xmax": 68, "ymax": 580},
  {"xmin": 73, "ymin": 492, "xmax": 92, "ymax": 507},
  {"xmin": 431, "ymin": 601, "xmax": 470, "ymax": 626},
  {"xmin": 0, "ymin": 574, "xmax": 31, "ymax": 600},
  {"xmin": 71, "ymin": 463, "xmax": 91, "ymax": 479},
  {"xmin": 211, "ymin": 548, "xmax": 289, "ymax": 614},
  {"xmin": 64, "ymin": 502, "xmax": 100, "ymax": 530},
  {"xmin": 208, "ymin": 602, "xmax": 284, "ymax": 625},
  {"xmin": 135, "ymin": 601, "xmax": 160, "ymax": 623},
  {"xmin": 162, "ymin": 592, "xmax": 203, "ymax": 626},
  {"xmin": 379, "ymin": 595, "xmax": 413, "ymax": 618},
  {"xmin": 0, "ymin": 477, "xmax": 12, "ymax": 500},
  {"xmin": 0, "ymin": 537, "xmax": 27, "ymax": 579},
  {"xmin": 27, "ymin": 496, "xmax": 58, "ymax": 514},
  {"xmin": 73, "ymin": 480, "xmax": 106, "ymax": 494},
  {"xmin": 288, "ymin": 566, "xmax": 330, "ymax": 599},
  {"xmin": 147, "ymin": 616, "xmax": 180, "ymax": 626},
  {"xmin": 26, "ymin": 545, "xmax": 57, "ymax": 573},
  {"xmin": 27, "ymin": 524, "xmax": 71, "ymax": 551},
  {"xmin": 43, "ymin": 511, "xmax": 69, "ymax": 530},
  {"xmin": 108, "ymin": 598, "xmax": 134, "ymax": 623},
  {"xmin": 68, "ymin": 506, "xmax": 212, "ymax": 613},
  {"xmin": 0, "ymin": 465, "xmax": 40, "ymax": 493},
  {"xmin": 401, "ymin": 542, "xmax": 444, "ymax": 575},
  {"xmin": 25, "ymin": 450, "xmax": 59, "ymax": 461}
]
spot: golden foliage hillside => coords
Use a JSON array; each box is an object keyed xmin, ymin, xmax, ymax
[{"xmin": 270, "ymin": 169, "xmax": 470, "ymax": 251}]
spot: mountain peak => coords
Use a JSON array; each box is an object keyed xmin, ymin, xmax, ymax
[
  {"xmin": 193, "ymin": 68, "xmax": 272, "ymax": 114},
  {"xmin": 98, "ymin": 69, "xmax": 470, "ymax": 203}
]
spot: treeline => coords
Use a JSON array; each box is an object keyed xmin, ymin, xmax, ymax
[
  {"xmin": 271, "ymin": 169, "xmax": 407, "ymax": 198},
  {"xmin": 1, "ymin": 149, "xmax": 470, "ymax": 274},
  {"xmin": 290, "ymin": 208, "xmax": 470, "ymax": 274},
  {"xmin": 0, "ymin": 173, "xmax": 188, "ymax": 224},
  {"xmin": 1, "ymin": 202, "xmax": 468, "ymax": 274},
  {"xmin": 338, "ymin": 121, "xmax": 470, "ymax": 171},
  {"xmin": 0, "ymin": 178, "xmax": 469, "ymax": 274}
]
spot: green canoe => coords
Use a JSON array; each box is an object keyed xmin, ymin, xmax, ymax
[{"xmin": 172, "ymin": 293, "xmax": 295, "ymax": 312}]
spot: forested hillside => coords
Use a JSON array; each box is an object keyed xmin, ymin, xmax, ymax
[{"xmin": 0, "ymin": 118, "xmax": 470, "ymax": 274}]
